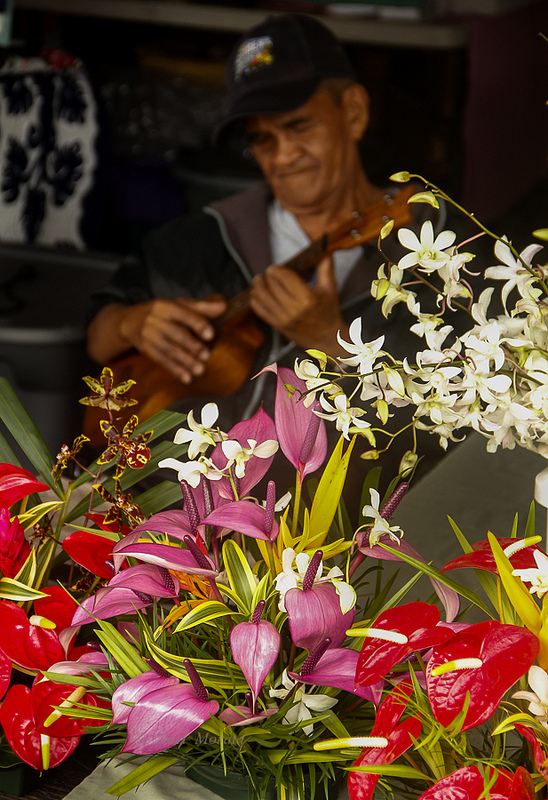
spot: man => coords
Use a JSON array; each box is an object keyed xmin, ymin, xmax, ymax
[{"xmin": 86, "ymin": 13, "xmax": 439, "ymax": 478}]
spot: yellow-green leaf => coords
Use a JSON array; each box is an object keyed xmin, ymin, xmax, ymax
[
  {"xmin": 223, "ymin": 540, "xmax": 257, "ymax": 615},
  {"xmin": 0, "ymin": 577, "xmax": 47, "ymax": 602},
  {"xmin": 94, "ymin": 619, "xmax": 148, "ymax": 678},
  {"xmin": 408, "ymin": 191, "xmax": 439, "ymax": 208},
  {"xmin": 533, "ymin": 228, "xmax": 548, "ymax": 241},
  {"xmin": 488, "ymin": 532, "xmax": 540, "ymax": 633},
  {"xmin": 172, "ymin": 600, "xmax": 235, "ymax": 634},
  {"xmin": 309, "ymin": 436, "xmax": 355, "ymax": 536},
  {"xmin": 390, "ymin": 171, "xmax": 411, "ymax": 183}
]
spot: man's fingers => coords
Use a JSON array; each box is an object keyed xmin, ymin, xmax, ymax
[{"xmin": 315, "ymin": 256, "xmax": 337, "ymax": 296}]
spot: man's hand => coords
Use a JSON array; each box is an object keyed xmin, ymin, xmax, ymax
[
  {"xmin": 87, "ymin": 296, "xmax": 227, "ymax": 384},
  {"xmin": 249, "ymin": 257, "xmax": 349, "ymax": 356}
]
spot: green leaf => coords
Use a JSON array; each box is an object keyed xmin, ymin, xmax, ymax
[
  {"xmin": 94, "ymin": 619, "xmax": 148, "ymax": 678},
  {"xmin": 347, "ymin": 764, "xmax": 431, "ymax": 781},
  {"xmin": 222, "ymin": 540, "xmax": 257, "ymax": 615},
  {"xmin": 18, "ymin": 501, "xmax": 63, "ymax": 530},
  {"xmin": 0, "ymin": 378, "xmax": 58, "ymax": 492},
  {"xmin": 379, "ymin": 543, "xmax": 493, "ymax": 616},
  {"xmin": 492, "ymin": 712, "xmax": 539, "ymax": 736},
  {"xmin": 172, "ymin": 600, "xmax": 236, "ymax": 634},
  {"xmin": 106, "ymin": 755, "xmax": 180, "ymax": 795},
  {"xmin": 0, "ymin": 577, "xmax": 47, "ymax": 601},
  {"xmin": 320, "ymin": 710, "xmax": 350, "ymax": 740}
]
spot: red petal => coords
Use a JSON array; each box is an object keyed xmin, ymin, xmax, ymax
[
  {"xmin": 32, "ymin": 681, "xmax": 107, "ymax": 737},
  {"xmin": 415, "ymin": 765, "xmax": 527, "ymax": 800},
  {"xmin": 62, "ymin": 530, "xmax": 116, "ymax": 579},
  {"xmin": 34, "ymin": 587, "xmax": 77, "ymax": 630},
  {"xmin": 442, "ymin": 537, "xmax": 544, "ymax": 574},
  {"xmin": 0, "ymin": 465, "xmax": 49, "ymax": 507},
  {"xmin": 0, "ymin": 601, "xmax": 65, "ymax": 671},
  {"xmin": 356, "ymin": 602, "xmax": 455, "ymax": 687},
  {"xmin": 515, "ymin": 724, "xmax": 548, "ymax": 783},
  {"xmin": 427, "ymin": 621, "xmax": 539, "ymax": 731}
]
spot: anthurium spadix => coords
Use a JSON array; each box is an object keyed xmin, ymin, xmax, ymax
[
  {"xmin": 230, "ymin": 600, "xmax": 280, "ymax": 709},
  {"xmin": 426, "ymin": 620, "xmax": 539, "ymax": 731}
]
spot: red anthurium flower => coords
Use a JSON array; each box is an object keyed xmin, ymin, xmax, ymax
[
  {"xmin": 0, "ymin": 645, "xmax": 11, "ymax": 699},
  {"xmin": 31, "ymin": 679, "xmax": 109, "ymax": 738},
  {"xmin": 289, "ymin": 643, "xmax": 381, "ymax": 704},
  {"xmin": 515, "ymin": 724, "xmax": 548, "ymax": 785},
  {"xmin": 34, "ymin": 587, "xmax": 78, "ymax": 631},
  {"xmin": 0, "ymin": 464, "xmax": 49, "ymax": 508},
  {"xmin": 347, "ymin": 682, "xmax": 422, "ymax": 800},
  {"xmin": 442, "ymin": 537, "xmax": 545, "ymax": 574},
  {"xmin": 355, "ymin": 602, "xmax": 455, "ymax": 688},
  {"xmin": 415, "ymin": 765, "xmax": 535, "ymax": 800},
  {"xmin": 426, "ymin": 620, "xmax": 539, "ymax": 731},
  {"xmin": 0, "ymin": 508, "xmax": 30, "ymax": 578},
  {"xmin": 0, "ymin": 683, "xmax": 80, "ymax": 770},
  {"xmin": 62, "ymin": 530, "xmax": 116, "ymax": 579}
]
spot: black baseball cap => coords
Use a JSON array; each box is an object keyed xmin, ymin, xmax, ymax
[{"xmin": 213, "ymin": 13, "xmax": 357, "ymax": 144}]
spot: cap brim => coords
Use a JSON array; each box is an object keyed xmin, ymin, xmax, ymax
[{"xmin": 212, "ymin": 76, "xmax": 320, "ymax": 146}]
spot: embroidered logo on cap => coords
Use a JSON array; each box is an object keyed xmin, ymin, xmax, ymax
[{"xmin": 234, "ymin": 36, "xmax": 274, "ymax": 82}]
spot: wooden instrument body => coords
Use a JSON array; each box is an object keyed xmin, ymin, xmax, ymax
[{"xmin": 83, "ymin": 186, "xmax": 415, "ymax": 444}]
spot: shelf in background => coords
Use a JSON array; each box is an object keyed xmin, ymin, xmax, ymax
[{"xmin": 16, "ymin": 0, "xmax": 469, "ymax": 49}]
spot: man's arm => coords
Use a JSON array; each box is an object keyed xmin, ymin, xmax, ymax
[{"xmin": 86, "ymin": 295, "xmax": 227, "ymax": 385}]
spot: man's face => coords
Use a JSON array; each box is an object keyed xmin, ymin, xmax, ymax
[{"xmin": 244, "ymin": 86, "xmax": 364, "ymax": 217}]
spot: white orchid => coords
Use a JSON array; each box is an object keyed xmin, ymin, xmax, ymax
[
  {"xmin": 397, "ymin": 220, "xmax": 456, "ymax": 272},
  {"xmin": 484, "ymin": 239, "xmax": 543, "ymax": 312},
  {"xmin": 513, "ymin": 665, "xmax": 548, "ymax": 728},
  {"xmin": 513, "ymin": 550, "xmax": 548, "ymax": 597},
  {"xmin": 337, "ymin": 319, "xmax": 386, "ymax": 374},
  {"xmin": 173, "ymin": 402, "xmax": 224, "ymax": 459},
  {"xmin": 221, "ymin": 438, "xmax": 278, "ymax": 479},
  {"xmin": 158, "ymin": 455, "xmax": 224, "ymax": 487},
  {"xmin": 269, "ymin": 670, "xmax": 337, "ymax": 736},
  {"xmin": 362, "ymin": 488, "xmax": 403, "ymax": 547},
  {"xmin": 315, "ymin": 392, "xmax": 370, "ymax": 440}
]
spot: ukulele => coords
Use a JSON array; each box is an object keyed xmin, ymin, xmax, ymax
[{"xmin": 83, "ymin": 185, "xmax": 415, "ymax": 445}]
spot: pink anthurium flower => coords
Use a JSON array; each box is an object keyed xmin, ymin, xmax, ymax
[
  {"xmin": 211, "ymin": 407, "xmax": 278, "ymax": 498},
  {"xmin": 345, "ymin": 681, "xmax": 422, "ymax": 800},
  {"xmin": 355, "ymin": 602, "xmax": 455, "ymax": 688},
  {"xmin": 289, "ymin": 640, "xmax": 381, "ymax": 704},
  {"xmin": 119, "ymin": 660, "xmax": 219, "ymax": 755},
  {"xmin": 111, "ymin": 537, "xmax": 216, "ymax": 576},
  {"xmin": 219, "ymin": 692, "xmax": 277, "ymax": 727},
  {"xmin": 201, "ymin": 494, "xmax": 279, "ymax": 542},
  {"xmin": 426, "ymin": 620, "xmax": 539, "ymax": 731},
  {"xmin": 112, "ymin": 669, "xmax": 179, "ymax": 725},
  {"xmin": 442, "ymin": 536, "xmax": 544, "ymax": 574},
  {"xmin": 0, "ymin": 683, "xmax": 80, "ymax": 771},
  {"xmin": 415, "ymin": 765, "xmax": 535, "ymax": 800},
  {"xmin": 261, "ymin": 365, "xmax": 327, "ymax": 482},
  {"xmin": 230, "ymin": 601, "xmax": 280, "ymax": 709},
  {"xmin": 0, "ymin": 508, "xmax": 30, "ymax": 578},
  {"xmin": 0, "ymin": 464, "xmax": 49, "ymax": 508},
  {"xmin": 279, "ymin": 550, "xmax": 356, "ymax": 653}
]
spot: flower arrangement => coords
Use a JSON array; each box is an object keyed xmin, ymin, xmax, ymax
[{"xmin": 0, "ymin": 175, "xmax": 548, "ymax": 800}]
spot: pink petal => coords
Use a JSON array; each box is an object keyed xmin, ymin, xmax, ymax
[
  {"xmin": 285, "ymin": 583, "xmax": 355, "ymax": 652},
  {"xmin": 202, "ymin": 500, "xmax": 279, "ymax": 541},
  {"xmin": 123, "ymin": 683, "xmax": 219, "ymax": 754},
  {"xmin": 112, "ymin": 671, "xmax": 179, "ymax": 724},
  {"xmin": 212, "ymin": 408, "xmax": 277, "ymax": 497},
  {"xmin": 230, "ymin": 620, "xmax": 280, "ymax": 701}
]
